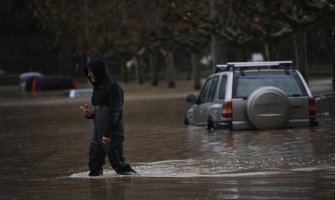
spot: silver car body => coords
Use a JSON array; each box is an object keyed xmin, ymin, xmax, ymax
[{"xmin": 185, "ymin": 61, "xmax": 317, "ymax": 130}]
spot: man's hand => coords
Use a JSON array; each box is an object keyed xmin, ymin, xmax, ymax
[
  {"xmin": 102, "ymin": 136, "xmax": 111, "ymax": 144},
  {"xmin": 83, "ymin": 104, "xmax": 93, "ymax": 118}
]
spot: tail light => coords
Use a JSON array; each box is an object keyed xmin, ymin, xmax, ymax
[
  {"xmin": 309, "ymin": 98, "xmax": 317, "ymax": 119},
  {"xmin": 31, "ymin": 79, "xmax": 37, "ymax": 92},
  {"xmin": 72, "ymin": 79, "xmax": 77, "ymax": 89},
  {"xmin": 222, "ymin": 101, "xmax": 232, "ymax": 120}
]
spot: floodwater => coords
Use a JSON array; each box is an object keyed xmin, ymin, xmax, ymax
[{"xmin": 0, "ymin": 83, "xmax": 335, "ymax": 200}]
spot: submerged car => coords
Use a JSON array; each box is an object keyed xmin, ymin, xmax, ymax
[
  {"xmin": 19, "ymin": 72, "xmax": 77, "ymax": 92},
  {"xmin": 185, "ymin": 61, "xmax": 317, "ymax": 130},
  {"xmin": 24, "ymin": 76, "xmax": 77, "ymax": 92}
]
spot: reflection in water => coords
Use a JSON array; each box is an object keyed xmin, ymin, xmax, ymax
[
  {"xmin": 0, "ymin": 92, "xmax": 334, "ymax": 199},
  {"xmin": 89, "ymin": 178, "xmax": 133, "ymax": 200},
  {"xmin": 186, "ymin": 126, "xmax": 335, "ymax": 171}
]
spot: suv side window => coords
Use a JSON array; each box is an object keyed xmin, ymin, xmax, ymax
[
  {"xmin": 218, "ymin": 75, "xmax": 227, "ymax": 99},
  {"xmin": 208, "ymin": 76, "xmax": 219, "ymax": 102},
  {"xmin": 197, "ymin": 77, "xmax": 213, "ymax": 104}
]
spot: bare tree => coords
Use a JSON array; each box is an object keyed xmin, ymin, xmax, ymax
[{"xmin": 31, "ymin": 0, "xmax": 335, "ymax": 84}]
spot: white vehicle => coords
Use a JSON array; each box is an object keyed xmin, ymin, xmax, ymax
[{"xmin": 185, "ymin": 61, "xmax": 318, "ymax": 130}]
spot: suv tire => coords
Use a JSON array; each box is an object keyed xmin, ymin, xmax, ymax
[
  {"xmin": 207, "ymin": 117, "xmax": 216, "ymax": 130},
  {"xmin": 246, "ymin": 86, "xmax": 290, "ymax": 129}
]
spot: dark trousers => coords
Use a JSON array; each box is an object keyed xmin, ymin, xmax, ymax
[{"xmin": 88, "ymin": 142, "xmax": 132, "ymax": 175}]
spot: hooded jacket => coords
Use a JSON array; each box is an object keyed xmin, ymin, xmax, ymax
[{"xmin": 85, "ymin": 59, "xmax": 124, "ymax": 147}]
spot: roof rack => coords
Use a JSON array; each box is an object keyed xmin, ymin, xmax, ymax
[{"xmin": 215, "ymin": 61, "xmax": 293, "ymax": 73}]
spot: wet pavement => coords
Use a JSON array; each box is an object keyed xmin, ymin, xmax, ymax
[{"xmin": 0, "ymin": 79, "xmax": 334, "ymax": 199}]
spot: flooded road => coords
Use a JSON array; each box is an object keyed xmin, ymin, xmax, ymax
[{"xmin": 0, "ymin": 84, "xmax": 335, "ymax": 200}]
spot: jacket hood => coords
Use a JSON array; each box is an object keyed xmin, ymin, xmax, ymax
[{"xmin": 84, "ymin": 59, "xmax": 107, "ymax": 86}]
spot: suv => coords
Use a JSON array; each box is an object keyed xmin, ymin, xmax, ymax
[{"xmin": 184, "ymin": 61, "xmax": 317, "ymax": 130}]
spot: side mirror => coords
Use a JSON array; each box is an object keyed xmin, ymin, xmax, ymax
[{"xmin": 185, "ymin": 94, "xmax": 197, "ymax": 104}]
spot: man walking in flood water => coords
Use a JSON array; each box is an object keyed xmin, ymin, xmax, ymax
[{"xmin": 82, "ymin": 58, "xmax": 136, "ymax": 176}]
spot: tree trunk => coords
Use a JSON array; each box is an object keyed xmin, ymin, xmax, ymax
[
  {"xmin": 149, "ymin": 52, "xmax": 158, "ymax": 86},
  {"xmin": 294, "ymin": 28, "xmax": 309, "ymax": 83},
  {"xmin": 264, "ymin": 42, "xmax": 270, "ymax": 61},
  {"xmin": 266, "ymin": 41, "xmax": 279, "ymax": 61},
  {"xmin": 191, "ymin": 52, "xmax": 201, "ymax": 90},
  {"xmin": 240, "ymin": 44, "xmax": 249, "ymax": 61},
  {"xmin": 332, "ymin": 27, "xmax": 335, "ymax": 91},
  {"xmin": 134, "ymin": 55, "xmax": 144, "ymax": 85},
  {"xmin": 121, "ymin": 56, "xmax": 128, "ymax": 84},
  {"xmin": 166, "ymin": 51, "xmax": 176, "ymax": 88}
]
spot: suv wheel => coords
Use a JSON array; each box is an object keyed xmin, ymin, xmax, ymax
[
  {"xmin": 207, "ymin": 117, "xmax": 216, "ymax": 130},
  {"xmin": 246, "ymin": 86, "xmax": 290, "ymax": 129},
  {"xmin": 184, "ymin": 116, "xmax": 189, "ymax": 125}
]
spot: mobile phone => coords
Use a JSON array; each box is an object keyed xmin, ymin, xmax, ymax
[{"xmin": 80, "ymin": 106, "xmax": 85, "ymax": 110}]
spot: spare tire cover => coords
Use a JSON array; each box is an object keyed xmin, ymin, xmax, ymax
[{"xmin": 246, "ymin": 86, "xmax": 290, "ymax": 129}]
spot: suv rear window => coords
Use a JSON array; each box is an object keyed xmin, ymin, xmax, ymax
[{"xmin": 232, "ymin": 70, "xmax": 308, "ymax": 98}]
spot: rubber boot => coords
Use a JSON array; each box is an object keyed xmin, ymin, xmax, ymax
[
  {"xmin": 108, "ymin": 148, "xmax": 136, "ymax": 175},
  {"xmin": 88, "ymin": 143, "xmax": 106, "ymax": 176}
]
